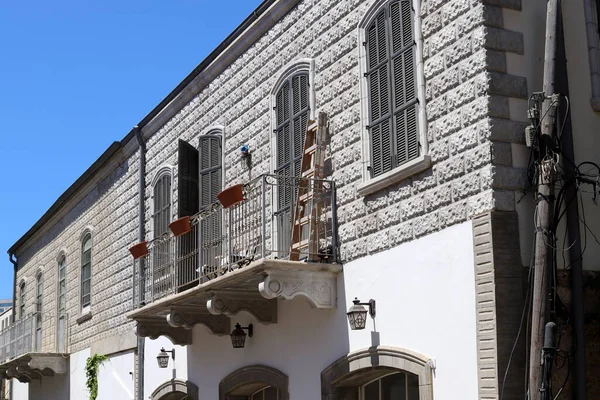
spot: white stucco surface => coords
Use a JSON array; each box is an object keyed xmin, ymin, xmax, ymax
[
  {"xmin": 97, "ymin": 350, "xmax": 135, "ymax": 400},
  {"xmin": 70, "ymin": 348, "xmax": 90, "ymax": 400},
  {"xmin": 178, "ymin": 221, "xmax": 478, "ymax": 399},
  {"xmin": 344, "ymin": 221, "xmax": 479, "ymax": 398},
  {"xmin": 12, "ymin": 379, "xmax": 28, "ymax": 400},
  {"xmin": 144, "ymin": 337, "xmax": 188, "ymax": 399}
]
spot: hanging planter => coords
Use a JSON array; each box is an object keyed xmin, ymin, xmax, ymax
[
  {"xmin": 217, "ymin": 184, "xmax": 245, "ymax": 208},
  {"xmin": 169, "ymin": 216, "xmax": 191, "ymax": 237},
  {"xmin": 129, "ymin": 241, "xmax": 148, "ymax": 259}
]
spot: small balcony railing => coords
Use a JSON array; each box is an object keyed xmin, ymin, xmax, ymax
[
  {"xmin": 133, "ymin": 174, "xmax": 338, "ymax": 307},
  {"xmin": 0, "ymin": 313, "xmax": 68, "ymax": 364}
]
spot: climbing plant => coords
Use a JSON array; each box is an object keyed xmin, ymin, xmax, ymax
[{"xmin": 85, "ymin": 353, "xmax": 108, "ymax": 400}]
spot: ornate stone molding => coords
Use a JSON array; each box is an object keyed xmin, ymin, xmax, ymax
[
  {"xmin": 258, "ymin": 269, "xmax": 337, "ymax": 309},
  {"xmin": 207, "ymin": 291, "xmax": 278, "ymax": 324},
  {"xmin": 136, "ymin": 317, "xmax": 192, "ymax": 345},
  {"xmin": 167, "ymin": 307, "xmax": 230, "ymax": 335},
  {"xmin": 321, "ymin": 346, "xmax": 434, "ymax": 400},
  {"xmin": 0, "ymin": 354, "xmax": 68, "ymax": 383},
  {"xmin": 151, "ymin": 379, "xmax": 199, "ymax": 400},
  {"xmin": 219, "ymin": 365, "xmax": 289, "ymax": 400}
]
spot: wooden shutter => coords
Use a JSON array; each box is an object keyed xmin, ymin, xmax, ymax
[
  {"xmin": 391, "ymin": 0, "xmax": 418, "ymax": 167},
  {"xmin": 199, "ymin": 135, "xmax": 222, "ymax": 208},
  {"xmin": 178, "ymin": 140, "xmax": 199, "ymax": 217},
  {"xmin": 367, "ymin": 0, "xmax": 418, "ymax": 177}
]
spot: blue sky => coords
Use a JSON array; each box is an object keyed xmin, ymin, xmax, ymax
[{"xmin": 0, "ymin": 0, "xmax": 263, "ymax": 300}]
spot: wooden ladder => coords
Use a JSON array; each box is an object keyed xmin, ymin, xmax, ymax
[{"xmin": 290, "ymin": 112, "xmax": 328, "ymax": 261}]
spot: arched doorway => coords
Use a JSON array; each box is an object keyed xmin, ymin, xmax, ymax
[
  {"xmin": 219, "ymin": 365, "xmax": 289, "ymax": 400},
  {"xmin": 151, "ymin": 379, "xmax": 199, "ymax": 400}
]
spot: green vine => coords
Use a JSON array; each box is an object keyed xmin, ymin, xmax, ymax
[{"xmin": 85, "ymin": 353, "xmax": 108, "ymax": 400}]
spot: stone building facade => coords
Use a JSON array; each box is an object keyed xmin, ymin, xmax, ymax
[{"xmin": 3, "ymin": 0, "xmax": 599, "ymax": 399}]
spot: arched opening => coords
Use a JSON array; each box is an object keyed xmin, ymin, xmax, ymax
[
  {"xmin": 321, "ymin": 346, "xmax": 434, "ymax": 400},
  {"xmin": 151, "ymin": 379, "xmax": 199, "ymax": 400},
  {"xmin": 219, "ymin": 365, "xmax": 289, "ymax": 400}
]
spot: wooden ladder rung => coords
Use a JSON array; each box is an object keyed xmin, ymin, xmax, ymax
[
  {"xmin": 292, "ymin": 239, "xmax": 310, "ymax": 250},
  {"xmin": 307, "ymin": 120, "xmax": 318, "ymax": 131},
  {"xmin": 302, "ymin": 167, "xmax": 315, "ymax": 178},
  {"xmin": 304, "ymin": 144, "xmax": 318, "ymax": 155},
  {"xmin": 298, "ymin": 192, "xmax": 314, "ymax": 203}
]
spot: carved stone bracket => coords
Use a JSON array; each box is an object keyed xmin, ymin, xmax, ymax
[
  {"xmin": 206, "ymin": 291, "xmax": 278, "ymax": 324},
  {"xmin": 0, "ymin": 354, "xmax": 67, "ymax": 383},
  {"xmin": 167, "ymin": 308, "xmax": 230, "ymax": 336},
  {"xmin": 258, "ymin": 269, "xmax": 337, "ymax": 309},
  {"xmin": 136, "ymin": 317, "xmax": 192, "ymax": 345}
]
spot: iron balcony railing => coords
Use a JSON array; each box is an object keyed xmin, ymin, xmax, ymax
[
  {"xmin": 0, "ymin": 313, "xmax": 68, "ymax": 364},
  {"xmin": 133, "ymin": 173, "xmax": 338, "ymax": 306}
]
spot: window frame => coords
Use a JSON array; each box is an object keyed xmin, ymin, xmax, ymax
[
  {"xmin": 357, "ymin": 0, "xmax": 430, "ymax": 197},
  {"xmin": 269, "ymin": 59, "xmax": 315, "ymax": 256},
  {"xmin": 19, "ymin": 280, "xmax": 26, "ymax": 320},
  {"xmin": 198, "ymin": 127, "xmax": 224, "ymax": 210},
  {"xmin": 150, "ymin": 165, "xmax": 175, "ymax": 240},
  {"xmin": 57, "ymin": 253, "xmax": 67, "ymax": 352},
  {"xmin": 35, "ymin": 270, "xmax": 43, "ymax": 351},
  {"xmin": 80, "ymin": 231, "xmax": 93, "ymax": 314},
  {"xmin": 359, "ymin": 371, "xmax": 419, "ymax": 400}
]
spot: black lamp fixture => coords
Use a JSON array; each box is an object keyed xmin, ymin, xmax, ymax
[
  {"xmin": 230, "ymin": 323, "xmax": 253, "ymax": 348},
  {"xmin": 346, "ymin": 297, "xmax": 376, "ymax": 330},
  {"xmin": 157, "ymin": 347, "xmax": 175, "ymax": 368}
]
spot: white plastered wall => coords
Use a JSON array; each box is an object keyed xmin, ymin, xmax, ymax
[{"xmin": 182, "ymin": 221, "xmax": 478, "ymax": 399}]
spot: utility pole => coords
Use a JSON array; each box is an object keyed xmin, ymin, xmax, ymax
[{"xmin": 528, "ymin": 0, "xmax": 559, "ymax": 398}]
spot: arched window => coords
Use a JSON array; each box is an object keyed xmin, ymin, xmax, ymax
[
  {"xmin": 219, "ymin": 365, "xmax": 289, "ymax": 400},
  {"xmin": 366, "ymin": 0, "xmax": 418, "ymax": 177},
  {"xmin": 57, "ymin": 255, "xmax": 67, "ymax": 352},
  {"xmin": 274, "ymin": 71, "xmax": 310, "ymax": 253},
  {"xmin": 19, "ymin": 281, "xmax": 26, "ymax": 319},
  {"xmin": 357, "ymin": 0, "xmax": 429, "ymax": 196},
  {"xmin": 81, "ymin": 233, "xmax": 92, "ymax": 311},
  {"xmin": 153, "ymin": 169, "xmax": 172, "ymax": 238},
  {"xmin": 35, "ymin": 271, "xmax": 43, "ymax": 351},
  {"xmin": 362, "ymin": 371, "xmax": 419, "ymax": 400},
  {"xmin": 321, "ymin": 347, "xmax": 433, "ymax": 400}
]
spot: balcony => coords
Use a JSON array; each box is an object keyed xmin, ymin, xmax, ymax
[
  {"xmin": 0, "ymin": 314, "xmax": 68, "ymax": 382},
  {"xmin": 129, "ymin": 174, "xmax": 341, "ymax": 344}
]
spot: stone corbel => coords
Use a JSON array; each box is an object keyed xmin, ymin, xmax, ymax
[
  {"xmin": 29, "ymin": 355, "xmax": 68, "ymax": 375},
  {"xmin": 136, "ymin": 317, "xmax": 192, "ymax": 345},
  {"xmin": 258, "ymin": 269, "xmax": 337, "ymax": 309},
  {"xmin": 206, "ymin": 291, "xmax": 278, "ymax": 324},
  {"xmin": 167, "ymin": 307, "xmax": 230, "ymax": 336}
]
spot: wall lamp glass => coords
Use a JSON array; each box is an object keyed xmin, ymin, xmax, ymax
[
  {"xmin": 157, "ymin": 347, "xmax": 175, "ymax": 368},
  {"xmin": 230, "ymin": 323, "xmax": 253, "ymax": 348},
  {"xmin": 346, "ymin": 298, "xmax": 376, "ymax": 330}
]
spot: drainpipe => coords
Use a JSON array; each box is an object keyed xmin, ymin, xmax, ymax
[
  {"xmin": 8, "ymin": 253, "xmax": 17, "ymax": 323},
  {"xmin": 7, "ymin": 252, "xmax": 17, "ymax": 400},
  {"xmin": 134, "ymin": 126, "xmax": 146, "ymax": 400}
]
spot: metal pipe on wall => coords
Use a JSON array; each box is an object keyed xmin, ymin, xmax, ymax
[{"xmin": 134, "ymin": 126, "xmax": 146, "ymax": 400}]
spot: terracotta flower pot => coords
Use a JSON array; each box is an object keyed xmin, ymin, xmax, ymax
[
  {"xmin": 169, "ymin": 216, "xmax": 192, "ymax": 237},
  {"xmin": 217, "ymin": 184, "xmax": 245, "ymax": 208},
  {"xmin": 129, "ymin": 241, "xmax": 148, "ymax": 259}
]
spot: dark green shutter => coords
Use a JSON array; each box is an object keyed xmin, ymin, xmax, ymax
[
  {"xmin": 368, "ymin": 0, "xmax": 418, "ymax": 177},
  {"xmin": 178, "ymin": 139, "xmax": 199, "ymax": 217}
]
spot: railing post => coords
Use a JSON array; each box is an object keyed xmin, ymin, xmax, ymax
[
  {"xmin": 330, "ymin": 181, "xmax": 339, "ymax": 263},
  {"xmin": 261, "ymin": 175, "xmax": 267, "ymax": 259},
  {"xmin": 227, "ymin": 207, "xmax": 233, "ymax": 271}
]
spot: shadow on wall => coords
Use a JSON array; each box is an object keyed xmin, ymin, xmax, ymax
[
  {"xmin": 17, "ymin": 160, "xmax": 130, "ymax": 267},
  {"xmin": 183, "ymin": 272, "xmax": 354, "ymax": 399}
]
